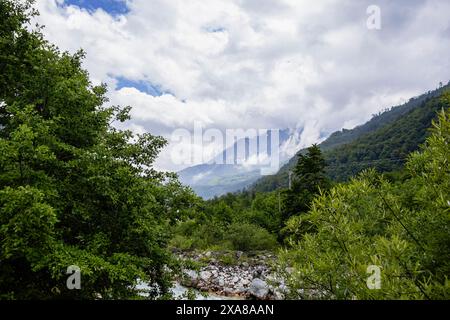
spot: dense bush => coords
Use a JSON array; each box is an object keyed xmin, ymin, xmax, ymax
[
  {"xmin": 170, "ymin": 218, "xmax": 277, "ymax": 252},
  {"xmin": 224, "ymin": 223, "xmax": 278, "ymax": 251},
  {"xmin": 170, "ymin": 219, "xmax": 228, "ymax": 250}
]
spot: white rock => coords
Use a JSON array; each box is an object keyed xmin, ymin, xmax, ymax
[
  {"xmin": 241, "ymin": 279, "xmax": 250, "ymax": 286},
  {"xmin": 189, "ymin": 269, "xmax": 199, "ymax": 277},
  {"xmin": 249, "ymin": 278, "xmax": 269, "ymax": 299},
  {"xmin": 200, "ymin": 271, "xmax": 212, "ymax": 282}
]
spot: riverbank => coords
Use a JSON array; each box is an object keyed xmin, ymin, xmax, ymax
[{"xmin": 176, "ymin": 250, "xmax": 286, "ymax": 300}]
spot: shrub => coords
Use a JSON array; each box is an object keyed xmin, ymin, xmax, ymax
[
  {"xmin": 169, "ymin": 235, "xmax": 194, "ymax": 251},
  {"xmin": 225, "ymin": 223, "xmax": 278, "ymax": 251}
]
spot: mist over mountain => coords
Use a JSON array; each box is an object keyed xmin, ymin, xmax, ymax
[
  {"xmin": 180, "ymin": 83, "xmax": 450, "ymax": 198},
  {"xmin": 178, "ymin": 128, "xmax": 301, "ymax": 198},
  {"xmin": 251, "ymin": 82, "xmax": 450, "ymax": 193}
]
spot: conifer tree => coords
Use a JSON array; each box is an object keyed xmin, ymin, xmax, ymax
[{"xmin": 283, "ymin": 144, "xmax": 330, "ymax": 220}]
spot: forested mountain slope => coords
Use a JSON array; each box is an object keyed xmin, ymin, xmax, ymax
[{"xmin": 250, "ymin": 84, "xmax": 450, "ymax": 192}]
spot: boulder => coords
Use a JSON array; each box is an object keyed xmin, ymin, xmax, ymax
[
  {"xmin": 182, "ymin": 270, "xmax": 199, "ymax": 287},
  {"xmin": 214, "ymin": 276, "xmax": 225, "ymax": 287},
  {"xmin": 249, "ymin": 278, "xmax": 269, "ymax": 299},
  {"xmin": 200, "ymin": 271, "xmax": 212, "ymax": 282}
]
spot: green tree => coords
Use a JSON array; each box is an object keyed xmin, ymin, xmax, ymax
[
  {"xmin": 283, "ymin": 144, "xmax": 330, "ymax": 220},
  {"xmin": 248, "ymin": 192, "xmax": 283, "ymax": 234},
  {"xmin": 0, "ymin": 0, "xmax": 197, "ymax": 299}
]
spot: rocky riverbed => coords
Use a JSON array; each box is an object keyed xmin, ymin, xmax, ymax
[{"xmin": 176, "ymin": 250, "xmax": 287, "ymax": 300}]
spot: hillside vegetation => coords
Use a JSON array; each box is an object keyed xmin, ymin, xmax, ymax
[{"xmin": 251, "ymin": 84, "xmax": 450, "ymax": 192}]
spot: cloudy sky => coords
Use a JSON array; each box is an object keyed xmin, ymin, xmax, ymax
[{"xmin": 34, "ymin": 0, "xmax": 450, "ymax": 171}]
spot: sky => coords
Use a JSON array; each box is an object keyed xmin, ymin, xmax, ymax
[{"xmin": 34, "ymin": 0, "xmax": 450, "ymax": 171}]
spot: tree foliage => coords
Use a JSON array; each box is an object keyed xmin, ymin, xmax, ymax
[
  {"xmin": 0, "ymin": 0, "xmax": 198, "ymax": 299},
  {"xmin": 279, "ymin": 104, "xmax": 450, "ymax": 299},
  {"xmin": 283, "ymin": 144, "xmax": 330, "ymax": 221}
]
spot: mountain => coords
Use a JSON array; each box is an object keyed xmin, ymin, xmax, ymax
[
  {"xmin": 178, "ymin": 129, "xmax": 302, "ymax": 199},
  {"xmin": 179, "ymin": 83, "xmax": 449, "ymax": 198},
  {"xmin": 250, "ymin": 83, "xmax": 450, "ymax": 193},
  {"xmin": 178, "ymin": 164, "xmax": 261, "ymax": 199}
]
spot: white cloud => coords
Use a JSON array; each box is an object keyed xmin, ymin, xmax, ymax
[{"xmin": 34, "ymin": 0, "xmax": 450, "ymax": 171}]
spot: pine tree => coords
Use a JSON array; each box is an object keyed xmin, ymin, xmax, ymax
[{"xmin": 283, "ymin": 144, "xmax": 330, "ymax": 220}]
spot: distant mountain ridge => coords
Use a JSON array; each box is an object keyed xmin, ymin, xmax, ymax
[{"xmin": 178, "ymin": 128, "xmax": 301, "ymax": 199}]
